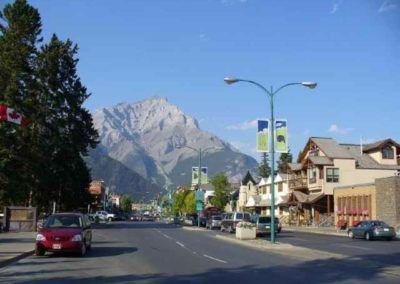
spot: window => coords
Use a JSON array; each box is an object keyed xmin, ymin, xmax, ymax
[
  {"xmin": 326, "ymin": 168, "xmax": 339, "ymax": 183},
  {"xmin": 309, "ymin": 167, "xmax": 317, "ymax": 183},
  {"xmin": 278, "ymin": 183, "xmax": 283, "ymax": 192},
  {"xmin": 382, "ymin": 146, "xmax": 394, "ymax": 159}
]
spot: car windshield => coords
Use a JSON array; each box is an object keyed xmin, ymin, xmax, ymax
[
  {"xmin": 44, "ymin": 215, "xmax": 82, "ymax": 228},
  {"xmin": 213, "ymin": 216, "xmax": 222, "ymax": 220},
  {"xmin": 258, "ymin": 217, "xmax": 271, "ymax": 223}
]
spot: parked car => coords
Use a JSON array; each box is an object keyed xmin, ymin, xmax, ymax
[
  {"xmin": 130, "ymin": 214, "xmax": 141, "ymax": 221},
  {"xmin": 221, "ymin": 212, "xmax": 251, "ymax": 233},
  {"xmin": 206, "ymin": 215, "xmax": 222, "ymax": 230},
  {"xmin": 94, "ymin": 211, "xmax": 116, "ymax": 222},
  {"xmin": 347, "ymin": 220, "xmax": 396, "ymax": 241},
  {"xmin": 35, "ymin": 212, "xmax": 92, "ymax": 256},
  {"xmin": 141, "ymin": 214, "xmax": 154, "ymax": 222},
  {"xmin": 251, "ymin": 215, "xmax": 279, "ymax": 236}
]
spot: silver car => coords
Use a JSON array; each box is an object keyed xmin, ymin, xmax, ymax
[{"xmin": 206, "ymin": 215, "xmax": 222, "ymax": 230}]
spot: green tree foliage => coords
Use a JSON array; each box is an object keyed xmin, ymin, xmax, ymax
[
  {"xmin": 277, "ymin": 149, "xmax": 293, "ymax": 173},
  {"xmin": 258, "ymin": 152, "xmax": 271, "ymax": 178},
  {"xmin": 183, "ymin": 191, "xmax": 196, "ymax": 215},
  {"xmin": 120, "ymin": 195, "xmax": 132, "ymax": 213},
  {"xmin": 210, "ymin": 173, "xmax": 230, "ymax": 210},
  {"xmin": 0, "ymin": 0, "xmax": 98, "ymax": 211}
]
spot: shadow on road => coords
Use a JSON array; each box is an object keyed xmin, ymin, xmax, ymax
[
  {"xmin": 43, "ymin": 246, "xmax": 138, "ymax": 258},
  {"xmin": 7, "ymin": 252, "xmax": 400, "ymax": 283}
]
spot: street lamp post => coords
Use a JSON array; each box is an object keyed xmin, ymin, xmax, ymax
[
  {"xmin": 224, "ymin": 77, "xmax": 317, "ymax": 243},
  {"xmin": 177, "ymin": 145, "xmax": 223, "ymax": 227}
]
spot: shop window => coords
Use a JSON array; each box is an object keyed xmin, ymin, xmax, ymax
[{"xmin": 326, "ymin": 168, "xmax": 339, "ymax": 183}]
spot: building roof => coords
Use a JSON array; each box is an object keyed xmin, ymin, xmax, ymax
[
  {"xmin": 362, "ymin": 139, "xmax": 400, "ymax": 152},
  {"xmin": 341, "ymin": 144, "xmax": 400, "ymax": 170},
  {"xmin": 242, "ymin": 171, "xmax": 257, "ymax": 185},
  {"xmin": 288, "ymin": 163, "xmax": 304, "ymax": 171},
  {"xmin": 307, "ymin": 156, "xmax": 334, "ymax": 166},
  {"xmin": 310, "ymin": 137, "xmax": 354, "ymax": 159}
]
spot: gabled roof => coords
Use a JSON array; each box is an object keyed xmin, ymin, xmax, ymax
[
  {"xmin": 242, "ymin": 171, "xmax": 257, "ymax": 185},
  {"xmin": 288, "ymin": 163, "xmax": 304, "ymax": 171},
  {"xmin": 362, "ymin": 139, "xmax": 400, "ymax": 152},
  {"xmin": 310, "ymin": 137, "xmax": 353, "ymax": 159}
]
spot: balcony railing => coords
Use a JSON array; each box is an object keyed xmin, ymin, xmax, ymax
[{"xmin": 289, "ymin": 177, "xmax": 308, "ymax": 189}]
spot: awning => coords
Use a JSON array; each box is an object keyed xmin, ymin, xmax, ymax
[{"xmin": 284, "ymin": 192, "xmax": 325, "ymax": 205}]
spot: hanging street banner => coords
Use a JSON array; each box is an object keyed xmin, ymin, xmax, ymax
[
  {"xmin": 192, "ymin": 167, "xmax": 199, "ymax": 184},
  {"xmin": 200, "ymin": 167, "xmax": 208, "ymax": 184},
  {"xmin": 0, "ymin": 105, "xmax": 29, "ymax": 126},
  {"xmin": 192, "ymin": 167, "xmax": 208, "ymax": 184},
  {"xmin": 275, "ymin": 119, "xmax": 288, "ymax": 153},
  {"xmin": 257, "ymin": 119, "xmax": 269, "ymax": 152}
]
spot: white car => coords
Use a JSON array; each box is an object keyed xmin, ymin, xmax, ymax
[{"xmin": 95, "ymin": 211, "xmax": 115, "ymax": 222}]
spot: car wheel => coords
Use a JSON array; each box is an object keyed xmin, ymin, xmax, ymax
[
  {"xmin": 386, "ymin": 237, "xmax": 393, "ymax": 241},
  {"xmin": 86, "ymin": 239, "xmax": 92, "ymax": 251},
  {"xmin": 108, "ymin": 217, "xmax": 113, "ymax": 222},
  {"xmin": 365, "ymin": 232, "xmax": 372, "ymax": 241},
  {"xmin": 80, "ymin": 242, "xmax": 87, "ymax": 256},
  {"xmin": 348, "ymin": 230, "xmax": 354, "ymax": 239},
  {"xmin": 35, "ymin": 246, "xmax": 45, "ymax": 256}
]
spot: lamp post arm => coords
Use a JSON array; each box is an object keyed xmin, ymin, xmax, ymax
[
  {"xmin": 272, "ymin": 82, "xmax": 302, "ymax": 96},
  {"xmin": 237, "ymin": 79, "xmax": 271, "ymax": 97}
]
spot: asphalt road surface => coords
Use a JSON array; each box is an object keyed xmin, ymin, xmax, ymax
[{"xmin": 1, "ymin": 221, "xmax": 399, "ymax": 284}]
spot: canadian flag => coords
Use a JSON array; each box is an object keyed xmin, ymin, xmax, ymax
[{"xmin": 0, "ymin": 105, "xmax": 29, "ymax": 126}]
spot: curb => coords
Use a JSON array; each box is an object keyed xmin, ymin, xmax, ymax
[
  {"xmin": 283, "ymin": 227, "xmax": 347, "ymax": 238},
  {"xmin": 0, "ymin": 250, "xmax": 34, "ymax": 269}
]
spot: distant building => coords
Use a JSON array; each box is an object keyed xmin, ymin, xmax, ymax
[
  {"xmin": 88, "ymin": 180, "xmax": 106, "ymax": 209},
  {"xmin": 109, "ymin": 193, "xmax": 121, "ymax": 207}
]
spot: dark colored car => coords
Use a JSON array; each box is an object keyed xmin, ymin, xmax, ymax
[
  {"xmin": 35, "ymin": 213, "xmax": 92, "ymax": 256},
  {"xmin": 348, "ymin": 220, "xmax": 396, "ymax": 241},
  {"xmin": 206, "ymin": 215, "xmax": 222, "ymax": 230},
  {"xmin": 251, "ymin": 215, "xmax": 279, "ymax": 236}
]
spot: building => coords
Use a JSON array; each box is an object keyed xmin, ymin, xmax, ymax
[
  {"xmin": 88, "ymin": 180, "xmax": 106, "ymax": 209},
  {"xmin": 109, "ymin": 193, "xmax": 121, "ymax": 207},
  {"xmin": 256, "ymin": 173, "xmax": 290, "ymax": 221},
  {"xmin": 287, "ymin": 138, "xmax": 400, "ymax": 226},
  {"xmin": 334, "ymin": 176, "xmax": 400, "ymax": 228},
  {"xmin": 237, "ymin": 171, "xmax": 258, "ymax": 212}
]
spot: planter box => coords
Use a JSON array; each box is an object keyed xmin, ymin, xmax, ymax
[{"xmin": 236, "ymin": 226, "xmax": 256, "ymax": 240}]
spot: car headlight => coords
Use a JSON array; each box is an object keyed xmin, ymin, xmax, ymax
[
  {"xmin": 71, "ymin": 234, "xmax": 82, "ymax": 242},
  {"xmin": 36, "ymin": 234, "xmax": 46, "ymax": 241}
]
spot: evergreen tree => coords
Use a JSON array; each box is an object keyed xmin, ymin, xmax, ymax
[
  {"xmin": 210, "ymin": 173, "xmax": 230, "ymax": 210},
  {"xmin": 0, "ymin": 0, "xmax": 42, "ymax": 207},
  {"xmin": 258, "ymin": 152, "xmax": 271, "ymax": 178},
  {"xmin": 0, "ymin": 1, "xmax": 98, "ymax": 211},
  {"xmin": 277, "ymin": 149, "xmax": 293, "ymax": 173}
]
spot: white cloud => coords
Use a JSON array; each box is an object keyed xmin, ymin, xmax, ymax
[
  {"xmin": 379, "ymin": 0, "xmax": 398, "ymax": 13},
  {"xmin": 328, "ymin": 124, "xmax": 355, "ymax": 135},
  {"xmin": 226, "ymin": 119, "xmax": 257, "ymax": 130},
  {"xmin": 330, "ymin": 3, "xmax": 339, "ymax": 14}
]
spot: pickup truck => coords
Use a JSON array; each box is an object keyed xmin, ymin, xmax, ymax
[{"xmin": 94, "ymin": 211, "xmax": 116, "ymax": 222}]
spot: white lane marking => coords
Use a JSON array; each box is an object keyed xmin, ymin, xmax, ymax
[
  {"xmin": 176, "ymin": 241, "xmax": 185, "ymax": 248},
  {"xmin": 340, "ymin": 244, "xmax": 372, "ymax": 251},
  {"xmin": 162, "ymin": 233, "xmax": 172, "ymax": 240},
  {"xmin": 203, "ymin": 254, "xmax": 228, "ymax": 264}
]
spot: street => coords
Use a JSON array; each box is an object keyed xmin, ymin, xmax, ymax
[{"xmin": 1, "ymin": 222, "xmax": 400, "ymax": 284}]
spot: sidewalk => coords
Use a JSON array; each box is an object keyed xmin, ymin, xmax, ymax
[
  {"xmin": 0, "ymin": 231, "xmax": 36, "ymax": 268},
  {"xmin": 283, "ymin": 225, "xmax": 348, "ymax": 237}
]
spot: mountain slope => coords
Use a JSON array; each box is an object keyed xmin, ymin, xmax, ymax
[
  {"xmin": 86, "ymin": 146, "xmax": 162, "ymax": 200},
  {"xmin": 91, "ymin": 97, "xmax": 258, "ymax": 189}
]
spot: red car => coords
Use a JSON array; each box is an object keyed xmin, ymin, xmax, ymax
[{"xmin": 35, "ymin": 213, "xmax": 92, "ymax": 256}]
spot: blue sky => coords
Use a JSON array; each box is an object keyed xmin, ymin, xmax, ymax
[{"xmin": 3, "ymin": 0, "xmax": 399, "ymax": 160}]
